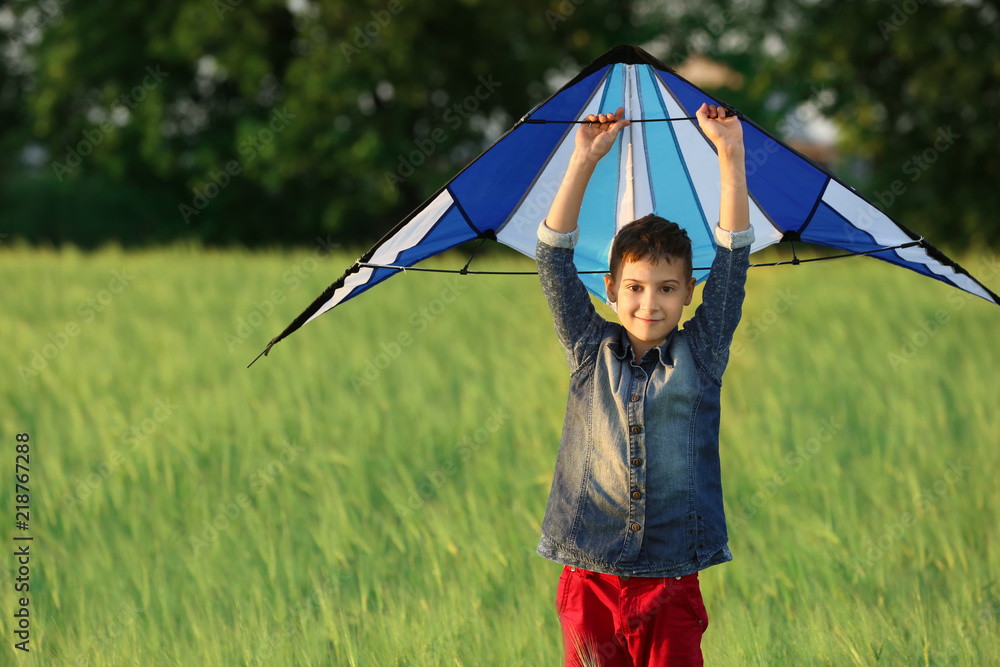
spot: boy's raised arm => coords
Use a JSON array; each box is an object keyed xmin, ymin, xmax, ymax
[
  {"xmin": 537, "ymin": 108, "xmax": 630, "ymax": 368},
  {"xmin": 695, "ymin": 102, "xmax": 750, "ymax": 235},
  {"xmin": 684, "ymin": 103, "xmax": 755, "ymax": 382}
]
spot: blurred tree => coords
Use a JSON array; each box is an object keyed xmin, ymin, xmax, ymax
[
  {"xmin": 12, "ymin": 0, "xmax": 664, "ymax": 248},
  {"xmin": 6, "ymin": 0, "xmax": 998, "ymax": 251}
]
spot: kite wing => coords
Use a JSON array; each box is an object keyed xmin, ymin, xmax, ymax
[{"xmin": 250, "ymin": 44, "xmax": 998, "ymax": 366}]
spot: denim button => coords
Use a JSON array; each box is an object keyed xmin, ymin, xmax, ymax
[
  {"xmin": 636, "ymin": 374, "xmax": 645, "ymax": 380},
  {"xmin": 632, "ymin": 491, "xmax": 641, "ymax": 499},
  {"xmin": 631, "ymin": 458, "xmax": 642, "ymax": 467},
  {"xmin": 631, "ymin": 523, "xmax": 641, "ymax": 531},
  {"xmin": 631, "ymin": 425, "xmax": 641, "ymax": 434},
  {"xmin": 631, "ymin": 395, "xmax": 639, "ymax": 402}
]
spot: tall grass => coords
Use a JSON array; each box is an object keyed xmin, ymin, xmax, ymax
[{"xmin": 1, "ymin": 241, "xmax": 997, "ymax": 665}]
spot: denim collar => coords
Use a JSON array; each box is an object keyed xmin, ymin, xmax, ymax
[{"xmin": 609, "ymin": 325, "xmax": 679, "ymax": 367}]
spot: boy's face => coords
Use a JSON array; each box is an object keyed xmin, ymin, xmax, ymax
[{"xmin": 605, "ymin": 255, "xmax": 696, "ymax": 356}]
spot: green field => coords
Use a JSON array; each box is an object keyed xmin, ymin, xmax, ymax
[{"xmin": 1, "ymin": 240, "xmax": 998, "ymax": 666}]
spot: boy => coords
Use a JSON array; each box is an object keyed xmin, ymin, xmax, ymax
[{"xmin": 535, "ymin": 103, "xmax": 753, "ymax": 667}]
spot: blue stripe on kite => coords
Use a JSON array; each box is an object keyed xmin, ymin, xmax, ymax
[
  {"xmin": 570, "ymin": 66, "xmax": 619, "ymax": 279},
  {"xmin": 600, "ymin": 63, "xmax": 624, "ymax": 111},
  {"xmin": 640, "ymin": 67, "xmax": 712, "ymax": 257},
  {"xmin": 743, "ymin": 123, "xmax": 825, "ymax": 233},
  {"xmin": 370, "ymin": 265, "xmax": 400, "ymax": 285},
  {"xmin": 393, "ymin": 205, "xmax": 478, "ymax": 267},
  {"xmin": 797, "ymin": 175, "xmax": 831, "ymax": 235},
  {"xmin": 340, "ymin": 205, "xmax": 477, "ymax": 304},
  {"xmin": 658, "ymin": 71, "xmax": 825, "ymax": 233},
  {"xmin": 872, "ymin": 247, "xmax": 937, "ymax": 280},
  {"xmin": 802, "ymin": 202, "xmax": 936, "ymax": 284},
  {"xmin": 449, "ymin": 67, "xmax": 610, "ymax": 232},
  {"xmin": 577, "ymin": 134, "xmax": 621, "ymax": 273},
  {"xmin": 634, "ymin": 67, "xmax": 656, "ymax": 212},
  {"xmin": 803, "ymin": 201, "xmax": 883, "ymax": 253},
  {"xmin": 804, "ymin": 202, "xmax": 936, "ymax": 280},
  {"xmin": 341, "ymin": 269, "xmax": 398, "ymax": 305}
]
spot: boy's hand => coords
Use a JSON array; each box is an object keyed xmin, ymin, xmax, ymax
[
  {"xmin": 696, "ymin": 102, "xmax": 744, "ymax": 155},
  {"xmin": 575, "ymin": 107, "xmax": 630, "ymax": 164}
]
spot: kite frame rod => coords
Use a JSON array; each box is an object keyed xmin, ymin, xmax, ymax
[
  {"xmin": 356, "ymin": 239, "xmax": 925, "ymax": 275},
  {"xmin": 519, "ymin": 105, "xmax": 740, "ymax": 125},
  {"xmin": 520, "ymin": 117, "xmax": 696, "ymax": 124}
]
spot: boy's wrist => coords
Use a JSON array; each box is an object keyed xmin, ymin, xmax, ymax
[
  {"xmin": 569, "ymin": 149, "xmax": 600, "ymax": 170},
  {"xmin": 718, "ymin": 144, "xmax": 745, "ymax": 162}
]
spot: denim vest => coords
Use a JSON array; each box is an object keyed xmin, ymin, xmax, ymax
[{"xmin": 535, "ymin": 220, "xmax": 754, "ymax": 578}]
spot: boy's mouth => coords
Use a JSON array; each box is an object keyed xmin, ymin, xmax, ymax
[{"xmin": 636, "ymin": 316, "xmax": 661, "ymax": 324}]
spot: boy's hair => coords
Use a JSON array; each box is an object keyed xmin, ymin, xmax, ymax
[{"xmin": 608, "ymin": 214, "xmax": 692, "ymax": 282}]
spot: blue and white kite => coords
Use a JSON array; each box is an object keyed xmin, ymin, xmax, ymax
[{"xmin": 250, "ymin": 44, "xmax": 998, "ymax": 365}]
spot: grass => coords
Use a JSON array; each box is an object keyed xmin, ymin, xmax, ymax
[{"xmin": 0, "ymin": 239, "xmax": 998, "ymax": 665}]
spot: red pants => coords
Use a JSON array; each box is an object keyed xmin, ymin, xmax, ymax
[{"xmin": 556, "ymin": 565, "xmax": 709, "ymax": 666}]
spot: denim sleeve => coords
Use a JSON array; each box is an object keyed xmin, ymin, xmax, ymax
[
  {"xmin": 683, "ymin": 224, "xmax": 755, "ymax": 384},
  {"xmin": 535, "ymin": 220, "xmax": 605, "ymax": 370}
]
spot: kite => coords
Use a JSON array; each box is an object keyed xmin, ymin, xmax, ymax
[{"xmin": 249, "ymin": 44, "xmax": 998, "ymax": 366}]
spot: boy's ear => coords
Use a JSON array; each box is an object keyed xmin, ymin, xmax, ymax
[
  {"xmin": 683, "ymin": 276, "xmax": 696, "ymax": 306},
  {"xmin": 604, "ymin": 273, "xmax": 616, "ymax": 304}
]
